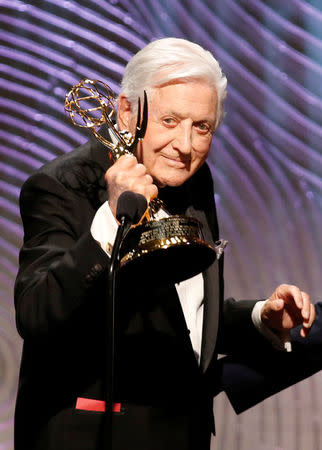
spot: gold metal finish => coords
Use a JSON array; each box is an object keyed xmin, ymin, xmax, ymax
[
  {"xmin": 65, "ymin": 79, "xmax": 135, "ymax": 160},
  {"xmin": 119, "ymin": 216, "xmax": 217, "ymax": 283}
]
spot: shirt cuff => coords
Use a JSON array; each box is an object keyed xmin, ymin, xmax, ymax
[
  {"xmin": 90, "ymin": 201, "xmax": 118, "ymax": 256},
  {"xmin": 251, "ymin": 300, "xmax": 292, "ymax": 352}
]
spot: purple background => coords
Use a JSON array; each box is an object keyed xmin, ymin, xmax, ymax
[{"xmin": 1, "ymin": 1, "xmax": 322, "ymax": 448}]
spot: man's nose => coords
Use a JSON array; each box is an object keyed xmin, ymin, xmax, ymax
[{"xmin": 173, "ymin": 122, "xmax": 192, "ymax": 155}]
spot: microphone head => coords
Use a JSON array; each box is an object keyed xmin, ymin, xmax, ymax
[{"xmin": 116, "ymin": 191, "xmax": 148, "ymax": 225}]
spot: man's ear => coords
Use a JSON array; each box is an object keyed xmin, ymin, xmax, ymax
[{"xmin": 117, "ymin": 94, "xmax": 134, "ymax": 132}]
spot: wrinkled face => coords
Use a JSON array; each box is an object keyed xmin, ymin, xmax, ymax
[{"xmin": 119, "ymin": 80, "xmax": 217, "ymax": 187}]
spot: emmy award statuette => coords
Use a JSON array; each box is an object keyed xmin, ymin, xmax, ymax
[{"xmin": 65, "ymin": 79, "xmax": 221, "ymax": 283}]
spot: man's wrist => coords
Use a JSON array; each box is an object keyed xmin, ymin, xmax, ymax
[
  {"xmin": 252, "ymin": 300, "xmax": 291, "ymax": 352},
  {"xmin": 90, "ymin": 201, "xmax": 118, "ymax": 256}
]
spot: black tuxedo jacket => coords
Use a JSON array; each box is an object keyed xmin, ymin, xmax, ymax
[{"xmin": 15, "ymin": 136, "xmax": 317, "ymax": 450}]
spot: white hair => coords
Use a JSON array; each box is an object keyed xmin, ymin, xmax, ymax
[{"xmin": 120, "ymin": 37, "xmax": 227, "ymax": 131}]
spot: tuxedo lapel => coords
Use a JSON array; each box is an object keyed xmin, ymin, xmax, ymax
[
  {"xmin": 185, "ymin": 205, "xmax": 220, "ymax": 374},
  {"xmin": 200, "ymin": 259, "xmax": 220, "ymax": 373}
]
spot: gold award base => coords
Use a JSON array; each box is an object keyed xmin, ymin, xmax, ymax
[{"xmin": 120, "ymin": 216, "xmax": 216, "ymax": 283}]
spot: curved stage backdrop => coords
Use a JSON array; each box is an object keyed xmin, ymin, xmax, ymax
[{"xmin": 1, "ymin": 1, "xmax": 322, "ymax": 449}]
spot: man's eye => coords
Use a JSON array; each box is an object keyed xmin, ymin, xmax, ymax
[
  {"xmin": 195, "ymin": 122, "xmax": 211, "ymax": 134},
  {"xmin": 163, "ymin": 117, "xmax": 176, "ymax": 126}
]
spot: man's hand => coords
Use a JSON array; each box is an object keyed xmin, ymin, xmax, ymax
[
  {"xmin": 261, "ymin": 284, "xmax": 316, "ymax": 338},
  {"xmin": 105, "ymin": 154, "xmax": 158, "ymax": 219}
]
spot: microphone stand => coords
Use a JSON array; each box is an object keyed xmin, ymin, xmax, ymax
[
  {"xmin": 102, "ymin": 191, "xmax": 147, "ymax": 449},
  {"xmin": 104, "ymin": 216, "xmax": 129, "ymax": 449}
]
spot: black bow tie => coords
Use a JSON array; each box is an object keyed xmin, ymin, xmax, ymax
[{"xmin": 158, "ymin": 185, "xmax": 191, "ymax": 216}]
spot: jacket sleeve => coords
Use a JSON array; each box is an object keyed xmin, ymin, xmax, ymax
[
  {"xmin": 220, "ymin": 302, "xmax": 322, "ymax": 413},
  {"xmin": 14, "ymin": 171, "xmax": 110, "ymax": 341},
  {"xmin": 217, "ymin": 297, "xmax": 271, "ymax": 355}
]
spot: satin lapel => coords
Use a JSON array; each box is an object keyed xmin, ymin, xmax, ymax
[
  {"xmin": 186, "ymin": 205, "xmax": 220, "ymax": 374},
  {"xmin": 201, "ymin": 259, "xmax": 220, "ymax": 373}
]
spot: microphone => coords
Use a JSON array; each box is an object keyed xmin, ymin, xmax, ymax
[
  {"xmin": 111, "ymin": 191, "xmax": 147, "ymax": 267},
  {"xmin": 116, "ymin": 191, "xmax": 148, "ymax": 226}
]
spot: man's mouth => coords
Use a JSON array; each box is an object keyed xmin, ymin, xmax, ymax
[{"xmin": 161, "ymin": 154, "xmax": 189, "ymax": 169}]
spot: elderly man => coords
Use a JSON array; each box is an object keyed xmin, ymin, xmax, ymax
[{"xmin": 14, "ymin": 38, "xmax": 315, "ymax": 450}]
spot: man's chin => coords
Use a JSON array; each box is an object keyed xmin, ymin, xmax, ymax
[
  {"xmin": 153, "ymin": 173, "xmax": 190, "ymax": 188},
  {"xmin": 154, "ymin": 179, "xmax": 186, "ymax": 189}
]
